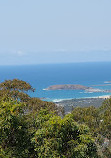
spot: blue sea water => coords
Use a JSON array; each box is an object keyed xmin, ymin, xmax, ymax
[{"xmin": 0, "ymin": 62, "xmax": 111, "ymax": 102}]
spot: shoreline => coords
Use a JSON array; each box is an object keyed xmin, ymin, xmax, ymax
[
  {"xmin": 96, "ymin": 95, "xmax": 111, "ymax": 99},
  {"xmin": 55, "ymin": 95, "xmax": 111, "ymax": 114},
  {"xmin": 53, "ymin": 95, "xmax": 111, "ymax": 103}
]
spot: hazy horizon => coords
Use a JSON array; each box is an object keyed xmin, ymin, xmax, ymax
[{"xmin": 0, "ymin": 0, "xmax": 111, "ymax": 65}]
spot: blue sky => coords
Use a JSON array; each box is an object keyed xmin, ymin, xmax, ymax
[{"xmin": 0, "ymin": 0, "xmax": 111, "ymax": 65}]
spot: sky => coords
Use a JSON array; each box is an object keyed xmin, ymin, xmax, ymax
[{"xmin": 0, "ymin": 0, "xmax": 111, "ymax": 65}]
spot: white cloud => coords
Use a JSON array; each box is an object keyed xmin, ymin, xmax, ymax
[{"xmin": 16, "ymin": 50, "xmax": 25, "ymax": 56}]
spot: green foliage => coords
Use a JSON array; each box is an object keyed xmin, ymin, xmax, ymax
[
  {"xmin": 0, "ymin": 99, "xmax": 31, "ymax": 158},
  {"xmin": 32, "ymin": 110, "xmax": 98, "ymax": 158},
  {"xmin": 28, "ymin": 97, "xmax": 58, "ymax": 114},
  {"xmin": 98, "ymin": 98, "xmax": 111, "ymax": 139},
  {"xmin": 0, "ymin": 79, "xmax": 63, "ymax": 157},
  {"xmin": 1, "ymin": 79, "xmax": 109, "ymax": 157},
  {"xmin": 71, "ymin": 99, "xmax": 111, "ymax": 158},
  {"xmin": 0, "ymin": 99, "xmax": 98, "ymax": 158},
  {"xmin": 0, "ymin": 79, "xmax": 35, "ymax": 92},
  {"xmin": 0, "ymin": 79, "xmax": 35, "ymax": 102},
  {"xmin": 0, "ymin": 79, "xmax": 59, "ymax": 115},
  {"xmin": 71, "ymin": 106, "xmax": 101, "ymax": 135}
]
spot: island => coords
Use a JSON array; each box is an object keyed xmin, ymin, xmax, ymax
[
  {"xmin": 44, "ymin": 84, "xmax": 89, "ymax": 90},
  {"xmin": 44, "ymin": 84, "xmax": 111, "ymax": 93}
]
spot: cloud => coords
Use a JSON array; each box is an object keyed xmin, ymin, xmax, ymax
[{"xmin": 16, "ymin": 50, "xmax": 25, "ymax": 56}]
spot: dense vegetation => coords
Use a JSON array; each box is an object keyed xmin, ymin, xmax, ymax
[{"xmin": 0, "ymin": 79, "xmax": 111, "ymax": 157}]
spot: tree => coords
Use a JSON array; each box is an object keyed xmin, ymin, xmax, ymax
[
  {"xmin": 0, "ymin": 79, "xmax": 61, "ymax": 157},
  {"xmin": 71, "ymin": 100, "xmax": 111, "ymax": 158},
  {"xmin": 0, "ymin": 79, "xmax": 35, "ymax": 102},
  {"xmin": 0, "ymin": 99, "xmax": 32, "ymax": 158},
  {"xmin": 71, "ymin": 106, "xmax": 100, "ymax": 136},
  {"xmin": 32, "ymin": 109, "xmax": 99, "ymax": 158},
  {"xmin": 0, "ymin": 79, "xmax": 102, "ymax": 157},
  {"xmin": 98, "ymin": 98, "xmax": 111, "ymax": 139},
  {"xmin": 0, "ymin": 79, "xmax": 59, "ymax": 115}
]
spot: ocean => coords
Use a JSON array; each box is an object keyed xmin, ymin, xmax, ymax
[{"xmin": 0, "ymin": 62, "xmax": 111, "ymax": 102}]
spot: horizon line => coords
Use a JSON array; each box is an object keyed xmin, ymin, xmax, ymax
[{"xmin": 0, "ymin": 61, "xmax": 111, "ymax": 66}]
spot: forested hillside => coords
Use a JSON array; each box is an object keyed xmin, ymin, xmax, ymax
[{"xmin": 0, "ymin": 79, "xmax": 111, "ymax": 158}]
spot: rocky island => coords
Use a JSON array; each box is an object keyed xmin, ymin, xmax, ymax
[
  {"xmin": 44, "ymin": 84, "xmax": 111, "ymax": 93},
  {"xmin": 44, "ymin": 84, "xmax": 90, "ymax": 90}
]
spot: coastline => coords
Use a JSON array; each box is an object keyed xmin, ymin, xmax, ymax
[
  {"xmin": 55, "ymin": 95, "xmax": 111, "ymax": 114},
  {"xmin": 53, "ymin": 95, "xmax": 111, "ymax": 103},
  {"xmin": 97, "ymin": 95, "xmax": 111, "ymax": 99}
]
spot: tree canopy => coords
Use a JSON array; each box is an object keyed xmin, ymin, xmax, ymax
[
  {"xmin": 1, "ymin": 79, "xmax": 111, "ymax": 157},
  {"xmin": 0, "ymin": 79, "xmax": 35, "ymax": 102}
]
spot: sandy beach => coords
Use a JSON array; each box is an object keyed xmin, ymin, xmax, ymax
[{"xmin": 97, "ymin": 95, "xmax": 111, "ymax": 99}]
